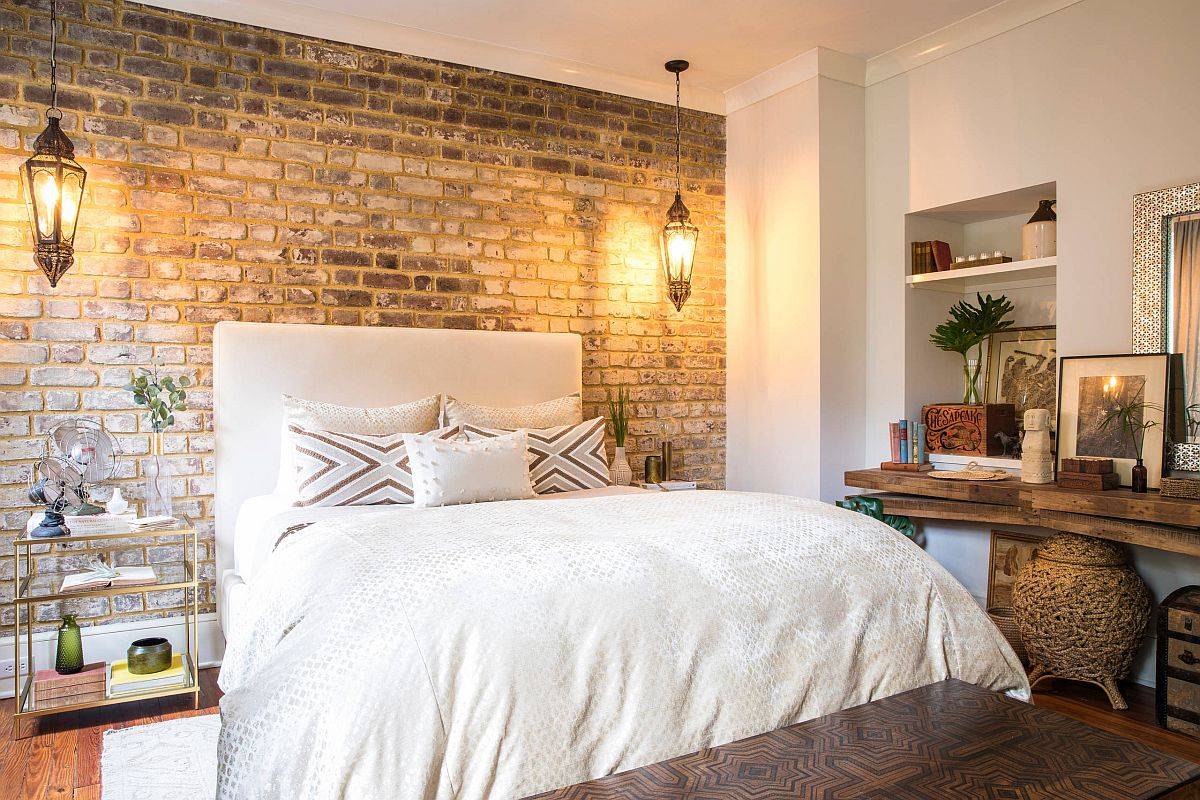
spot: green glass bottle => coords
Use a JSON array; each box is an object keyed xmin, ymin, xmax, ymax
[{"xmin": 55, "ymin": 614, "xmax": 84, "ymax": 675}]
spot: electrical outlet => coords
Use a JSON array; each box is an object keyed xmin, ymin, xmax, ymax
[{"xmin": 0, "ymin": 657, "xmax": 31, "ymax": 679}]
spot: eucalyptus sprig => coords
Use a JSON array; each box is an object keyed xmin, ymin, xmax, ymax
[
  {"xmin": 1099, "ymin": 398, "xmax": 1161, "ymax": 461},
  {"xmin": 929, "ymin": 293, "xmax": 1015, "ymax": 403},
  {"xmin": 124, "ymin": 364, "xmax": 190, "ymax": 433},
  {"xmin": 608, "ymin": 386, "xmax": 629, "ymax": 448}
]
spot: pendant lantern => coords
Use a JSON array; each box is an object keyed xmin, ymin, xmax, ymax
[{"xmin": 660, "ymin": 59, "xmax": 698, "ymax": 313}]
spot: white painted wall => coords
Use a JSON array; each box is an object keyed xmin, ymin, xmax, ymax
[
  {"xmin": 865, "ymin": 0, "xmax": 1200, "ymax": 683},
  {"xmin": 727, "ymin": 74, "xmax": 866, "ymax": 501}
]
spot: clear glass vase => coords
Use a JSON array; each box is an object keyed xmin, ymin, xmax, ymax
[
  {"xmin": 143, "ymin": 431, "xmax": 174, "ymax": 517},
  {"xmin": 962, "ymin": 358, "xmax": 983, "ymax": 404}
]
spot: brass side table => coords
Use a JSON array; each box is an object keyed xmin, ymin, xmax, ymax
[{"xmin": 11, "ymin": 517, "xmax": 200, "ymax": 738}]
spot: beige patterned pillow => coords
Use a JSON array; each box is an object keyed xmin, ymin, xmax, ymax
[
  {"xmin": 283, "ymin": 393, "xmax": 441, "ymax": 435},
  {"xmin": 461, "ymin": 417, "xmax": 610, "ymax": 494},
  {"xmin": 444, "ymin": 393, "xmax": 582, "ymax": 429},
  {"xmin": 288, "ymin": 424, "xmax": 460, "ymax": 507}
]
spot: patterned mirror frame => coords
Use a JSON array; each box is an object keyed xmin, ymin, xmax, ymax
[{"xmin": 1133, "ymin": 181, "xmax": 1200, "ymax": 470}]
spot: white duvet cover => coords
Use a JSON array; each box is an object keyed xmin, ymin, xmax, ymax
[{"xmin": 217, "ymin": 490, "xmax": 1028, "ymax": 800}]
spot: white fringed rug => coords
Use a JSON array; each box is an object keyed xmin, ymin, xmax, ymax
[{"xmin": 102, "ymin": 715, "xmax": 220, "ymax": 800}]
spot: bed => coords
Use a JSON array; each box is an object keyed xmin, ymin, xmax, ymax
[{"xmin": 212, "ymin": 322, "xmax": 1029, "ymax": 800}]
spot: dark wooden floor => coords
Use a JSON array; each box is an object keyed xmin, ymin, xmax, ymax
[{"xmin": 3, "ymin": 670, "xmax": 1199, "ymax": 799}]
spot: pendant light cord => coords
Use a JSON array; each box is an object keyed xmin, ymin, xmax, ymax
[
  {"xmin": 674, "ymin": 71, "xmax": 681, "ymax": 192},
  {"xmin": 48, "ymin": 0, "xmax": 59, "ymax": 113}
]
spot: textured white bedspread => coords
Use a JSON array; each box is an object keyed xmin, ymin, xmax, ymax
[{"xmin": 216, "ymin": 490, "xmax": 1028, "ymax": 800}]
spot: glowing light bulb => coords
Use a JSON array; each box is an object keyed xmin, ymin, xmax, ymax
[
  {"xmin": 666, "ymin": 231, "xmax": 694, "ymax": 266},
  {"xmin": 35, "ymin": 172, "xmax": 60, "ymax": 237}
]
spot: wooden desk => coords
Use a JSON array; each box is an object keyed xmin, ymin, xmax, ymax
[{"xmin": 844, "ymin": 468, "xmax": 1200, "ymax": 557}]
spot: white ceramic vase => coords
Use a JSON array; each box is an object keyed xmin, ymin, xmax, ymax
[
  {"xmin": 1021, "ymin": 199, "xmax": 1057, "ymax": 260},
  {"xmin": 610, "ymin": 446, "xmax": 633, "ymax": 486},
  {"xmin": 105, "ymin": 487, "xmax": 128, "ymax": 515}
]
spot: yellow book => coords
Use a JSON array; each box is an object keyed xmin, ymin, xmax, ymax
[{"xmin": 109, "ymin": 654, "xmax": 187, "ymax": 694}]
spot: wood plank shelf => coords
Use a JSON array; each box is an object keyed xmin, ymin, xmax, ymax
[{"xmin": 844, "ymin": 468, "xmax": 1200, "ymax": 557}]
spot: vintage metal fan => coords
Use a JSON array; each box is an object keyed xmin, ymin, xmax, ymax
[
  {"xmin": 28, "ymin": 456, "xmax": 87, "ymax": 538},
  {"xmin": 48, "ymin": 419, "xmax": 119, "ymax": 514}
]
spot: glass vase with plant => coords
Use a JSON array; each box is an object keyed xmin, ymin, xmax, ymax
[
  {"xmin": 124, "ymin": 362, "xmax": 190, "ymax": 516},
  {"xmin": 1100, "ymin": 397, "xmax": 1161, "ymax": 493},
  {"xmin": 929, "ymin": 293, "xmax": 1015, "ymax": 404},
  {"xmin": 608, "ymin": 387, "xmax": 632, "ymax": 486}
]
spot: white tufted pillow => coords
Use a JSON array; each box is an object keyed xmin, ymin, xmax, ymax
[
  {"xmin": 404, "ymin": 430, "xmax": 535, "ymax": 508},
  {"xmin": 443, "ymin": 393, "xmax": 582, "ymax": 429}
]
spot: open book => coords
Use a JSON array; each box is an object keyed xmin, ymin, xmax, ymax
[{"xmin": 60, "ymin": 565, "xmax": 158, "ymax": 593}]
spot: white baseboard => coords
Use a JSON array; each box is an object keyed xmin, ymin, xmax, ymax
[{"xmin": 1, "ymin": 613, "xmax": 225, "ymax": 700}]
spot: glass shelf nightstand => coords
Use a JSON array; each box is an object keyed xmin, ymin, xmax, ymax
[{"xmin": 10, "ymin": 517, "xmax": 200, "ymax": 737}]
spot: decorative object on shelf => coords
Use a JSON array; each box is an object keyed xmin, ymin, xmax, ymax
[
  {"xmin": 1132, "ymin": 182, "xmax": 1200, "ymax": 472},
  {"xmin": 1021, "ymin": 409, "xmax": 1054, "ymax": 484},
  {"xmin": 1156, "ymin": 585, "xmax": 1200, "ymax": 739},
  {"xmin": 930, "ymin": 293, "xmax": 1015, "ymax": 404},
  {"xmin": 994, "ymin": 430, "xmax": 1020, "ymax": 458},
  {"xmin": 880, "ymin": 461, "xmax": 932, "ymax": 472},
  {"xmin": 127, "ymin": 637, "xmax": 173, "ymax": 675},
  {"xmin": 34, "ymin": 662, "xmax": 105, "ymax": 711},
  {"xmin": 661, "ymin": 440, "xmax": 673, "ymax": 481},
  {"xmin": 984, "ymin": 326, "xmax": 1057, "ymax": 427},
  {"xmin": 55, "ymin": 614, "xmax": 84, "ymax": 675},
  {"xmin": 928, "ymin": 463, "xmax": 1010, "ymax": 481},
  {"xmin": 27, "ymin": 455, "xmax": 86, "ymax": 538},
  {"xmin": 1057, "ymin": 455, "xmax": 1119, "ymax": 490},
  {"xmin": 48, "ymin": 418, "xmax": 120, "ymax": 515},
  {"xmin": 987, "ymin": 530, "xmax": 1043, "ymax": 610},
  {"xmin": 956, "ymin": 254, "xmax": 1013, "ymax": 269},
  {"xmin": 987, "ymin": 608, "xmax": 1028, "ymax": 667},
  {"xmin": 1013, "ymin": 532, "xmax": 1151, "ymax": 710},
  {"xmin": 910, "ymin": 240, "xmax": 952, "ymax": 274},
  {"xmin": 607, "ymin": 386, "xmax": 632, "ymax": 486},
  {"xmin": 643, "ymin": 455, "xmax": 663, "ymax": 484},
  {"xmin": 19, "ymin": 0, "xmax": 86, "ymax": 288},
  {"xmin": 1162, "ymin": 471, "xmax": 1200, "ymax": 500},
  {"xmin": 922, "ymin": 403, "xmax": 1017, "ymax": 457},
  {"xmin": 835, "ymin": 495, "xmax": 920, "ymax": 546},
  {"xmin": 1021, "ymin": 199, "xmax": 1057, "ymax": 260},
  {"xmin": 1056, "ymin": 353, "xmax": 1170, "ymax": 489},
  {"xmin": 105, "ymin": 486, "xmax": 128, "ymax": 515},
  {"xmin": 124, "ymin": 363, "xmax": 190, "ymax": 516},
  {"xmin": 660, "ymin": 59, "xmax": 698, "ymax": 312}
]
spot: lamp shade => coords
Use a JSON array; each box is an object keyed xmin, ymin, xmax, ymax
[
  {"xmin": 21, "ymin": 114, "xmax": 86, "ymax": 287},
  {"xmin": 660, "ymin": 192, "xmax": 698, "ymax": 312}
]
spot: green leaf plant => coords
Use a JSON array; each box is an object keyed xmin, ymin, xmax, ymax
[
  {"xmin": 608, "ymin": 386, "xmax": 629, "ymax": 448},
  {"xmin": 1099, "ymin": 397, "xmax": 1161, "ymax": 461},
  {"xmin": 124, "ymin": 362, "xmax": 190, "ymax": 434},
  {"xmin": 929, "ymin": 293, "xmax": 1015, "ymax": 404}
]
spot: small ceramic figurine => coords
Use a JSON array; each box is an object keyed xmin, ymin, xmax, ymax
[
  {"xmin": 1021, "ymin": 409, "xmax": 1054, "ymax": 484},
  {"xmin": 105, "ymin": 487, "xmax": 128, "ymax": 515}
]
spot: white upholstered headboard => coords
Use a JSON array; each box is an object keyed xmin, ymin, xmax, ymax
[{"xmin": 212, "ymin": 322, "xmax": 582, "ymax": 589}]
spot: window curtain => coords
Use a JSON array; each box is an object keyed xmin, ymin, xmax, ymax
[{"xmin": 1173, "ymin": 212, "xmax": 1200, "ymax": 422}]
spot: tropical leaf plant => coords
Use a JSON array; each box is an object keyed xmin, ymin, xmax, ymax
[
  {"xmin": 608, "ymin": 386, "xmax": 629, "ymax": 448},
  {"xmin": 929, "ymin": 293, "xmax": 1015, "ymax": 403},
  {"xmin": 1099, "ymin": 398, "xmax": 1161, "ymax": 460},
  {"xmin": 124, "ymin": 363, "xmax": 190, "ymax": 433}
]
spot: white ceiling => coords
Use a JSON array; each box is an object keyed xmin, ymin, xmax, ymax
[{"xmin": 273, "ymin": 0, "xmax": 1000, "ymax": 94}]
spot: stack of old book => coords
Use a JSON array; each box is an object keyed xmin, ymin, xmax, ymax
[
  {"xmin": 33, "ymin": 662, "xmax": 106, "ymax": 710},
  {"xmin": 1057, "ymin": 456, "xmax": 1118, "ymax": 490}
]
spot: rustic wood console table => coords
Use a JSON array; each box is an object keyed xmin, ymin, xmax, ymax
[{"xmin": 843, "ymin": 469, "xmax": 1200, "ymax": 557}]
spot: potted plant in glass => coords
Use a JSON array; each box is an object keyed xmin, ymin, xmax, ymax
[
  {"xmin": 124, "ymin": 363, "xmax": 189, "ymax": 516},
  {"xmin": 608, "ymin": 386, "xmax": 632, "ymax": 486},
  {"xmin": 929, "ymin": 293, "xmax": 1015, "ymax": 404},
  {"xmin": 1100, "ymin": 398, "xmax": 1161, "ymax": 493}
]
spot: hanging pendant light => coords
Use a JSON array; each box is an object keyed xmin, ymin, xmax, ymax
[
  {"xmin": 21, "ymin": 0, "xmax": 86, "ymax": 288},
  {"xmin": 660, "ymin": 59, "xmax": 699, "ymax": 313}
]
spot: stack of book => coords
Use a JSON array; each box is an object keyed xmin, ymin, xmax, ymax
[
  {"xmin": 910, "ymin": 240, "xmax": 952, "ymax": 274},
  {"xmin": 34, "ymin": 662, "xmax": 106, "ymax": 710},
  {"xmin": 108, "ymin": 653, "xmax": 190, "ymax": 697},
  {"xmin": 884, "ymin": 420, "xmax": 929, "ymax": 471},
  {"xmin": 131, "ymin": 515, "xmax": 179, "ymax": 532},
  {"xmin": 26, "ymin": 512, "xmax": 135, "ymax": 536},
  {"xmin": 1057, "ymin": 457, "xmax": 1118, "ymax": 490}
]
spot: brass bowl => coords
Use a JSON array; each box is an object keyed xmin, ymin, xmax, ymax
[{"xmin": 127, "ymin": 637, "xmax": 172, "ymax": 675}]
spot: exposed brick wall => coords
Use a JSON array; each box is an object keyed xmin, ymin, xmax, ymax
[{"xmin": 0, "ymin": 0, "xmax": 725, "ymax": 637}]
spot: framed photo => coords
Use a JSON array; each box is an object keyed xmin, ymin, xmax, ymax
[
  {"xmin": 987, "ymin": 530, "xmax": 1044, "ymax": 610},
  {"xmin": 984, "ymin": 326, "xmax": 1057, "ymax": 427},
  {"xmin": 1056, "ymin": 353, "xmax": 1171, "ymax": 488}
]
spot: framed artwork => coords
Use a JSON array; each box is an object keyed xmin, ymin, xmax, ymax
[
  {"xmin": 984, "ymin": 326, "xmax": 1057, "ymax": 427},
  {"xmin": 987, "ymin": 530, "xmax": 1044, "ymax": 610},
  {"xmin": 1055, "ymin": 353, "xmax": 1171, "ymax": 488}
]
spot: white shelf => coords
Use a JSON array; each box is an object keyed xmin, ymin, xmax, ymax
[{"xmin": 906, "ymin": 256, "xmax": 1056, "ymax": 293}]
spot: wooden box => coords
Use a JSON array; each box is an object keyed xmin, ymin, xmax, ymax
[
  {"xmin": 921, "ymin": 403, "xmax": 1017, "ymax": 457},
  {"xmin": 1157, "ymin": 586, "xmax": 1200, "ymax": 739},
  {"xmin": 1056, "ymin": 471, "xmax": 1120, "ymax": 490},
  {"xmin": 1062, "ymin": 457, "xmax": 1114, "ymax": 474}
]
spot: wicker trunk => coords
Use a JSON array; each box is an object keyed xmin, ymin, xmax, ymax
[
  {"xmin": 1157, "ymin": 585, "xmax": 1200, "ymax": 738},
  {"xmin": 1012, "ymin": 532, "xmax": 1152, "ymax": 710}
]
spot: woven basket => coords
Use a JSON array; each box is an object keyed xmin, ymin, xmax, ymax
[
  {"xmin": 987, "ymin": 607, "xmax": 1028, "ymax": 666},
  {"xmin": 1012, "ymin": 532, "xmax": 1151, "ymax": 709},
  {"xmin": 1162, "ymin": 474, "xmax": 1200, "ymax": 500}
]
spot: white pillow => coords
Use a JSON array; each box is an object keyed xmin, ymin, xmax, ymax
[
  {"xmin": 404, "ymin": 429, "xmax": 535, "ymax": 508},
  {"xmin": 460, "ymin": 417, "xmax": 610, "ymax": 494},
  {"xmin": 274, "ymin": 394, "xmax": 442, "ymax": 498},
  {"xmin": 443, "ymin": 393, "xmax": 582, "ymax": 429}
]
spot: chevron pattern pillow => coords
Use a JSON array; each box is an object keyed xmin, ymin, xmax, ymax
[
  {"xmin": 460, "ymin": 417, "xmax": 610, "ymax": 494},
  {"xmin": 287, "ymin": 424, "xmax": 461, "ymax": 507}
]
